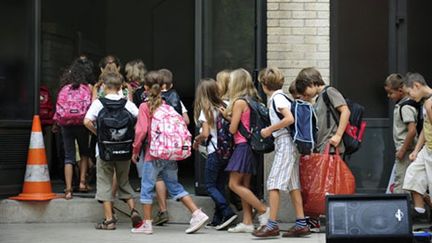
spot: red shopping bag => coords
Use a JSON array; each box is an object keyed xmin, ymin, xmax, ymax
[{"xmin": 299, "ymin": 145, "xmax": 355, "ymax": 216}]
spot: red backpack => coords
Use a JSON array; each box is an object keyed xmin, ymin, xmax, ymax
[
  {"xmin": 39, "ymin": 85, "xmax": 54, "ymax": 125},
  {"xmin": 54, "ymin": 84, "xmax": 92, "ymax": 126}
]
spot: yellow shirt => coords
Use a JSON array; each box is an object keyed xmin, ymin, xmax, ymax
[{"xmin": 423, "ymin": 106, "xmax": 432, "ymax": 150}]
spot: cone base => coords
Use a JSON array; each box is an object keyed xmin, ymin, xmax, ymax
[{"xmin": 10, "ymin": 192, "xmax": 59, "ymax": 201}]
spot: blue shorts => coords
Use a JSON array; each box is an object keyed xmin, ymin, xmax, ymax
[{"xmin": 140, "ymin": 160, "xmax": 189, "ymax": 204}]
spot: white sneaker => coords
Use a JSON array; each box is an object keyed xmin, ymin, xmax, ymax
[
  {"xmin": 131, "ymin": 220, "xmax": 153, "ymax": 234},
  {"xmin": 227, "ymin": 223, "xmax": 254, "ymax": 233},
  {"xmin": 185, "ymin": 209, "xmax": 209, "ymax": 234},
  {"xmin": 258, "ymin": 207, "xmax": 270, "ymax": 227}
]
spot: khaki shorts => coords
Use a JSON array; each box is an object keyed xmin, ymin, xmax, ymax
[
  {"xmin": 95, "ymin": 157, "xmax": 135, "ymax": 202},
  {"xmin": 403, "ymin": 147, "xmax": 432, "ymax": 195}
]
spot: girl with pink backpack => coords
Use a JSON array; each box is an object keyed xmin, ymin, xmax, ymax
[
  {"xmin": 53, "ymin": 59, "xmax": 93, "ymax": 199},
  {"xmin": 131, "ymin": 71, "xmax": 209, "ymax": 234}
]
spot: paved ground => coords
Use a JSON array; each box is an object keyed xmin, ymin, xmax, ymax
[{"xmin": 0, "ymin": 223, "xmax": 326, "ymax": 243}]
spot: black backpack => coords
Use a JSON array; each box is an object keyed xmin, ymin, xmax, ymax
[
  {"xmin": 322, "ymin": 86, "xmax": 367, "ymax": 155},
  {"xmin": 238, "ymin": 96, "xmax": 274, "ymax": 153},
  {"xmin": 162, "ymin": 89, "xmax": 182, "ymax": 115},
  {"xmin": 272, "ymin": 93, "xmax": 318, "ymax": 155},
  {"xmin": 96, "ymin": 98, "xmax": 136, "ymax": 161},
  {"xmin": 399, "ymin": 99, "xmax": 423, "ymax": 135}
]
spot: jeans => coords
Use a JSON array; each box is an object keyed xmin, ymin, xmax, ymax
[
  {"xmin": 140, "ymin": 160, "xmax": 189, "ymax": 204},
  {"xmin": 205, "ymin": 152, "xmax": 233, "ymax": 217}
]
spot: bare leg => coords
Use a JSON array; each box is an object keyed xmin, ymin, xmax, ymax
[
  {"xmin": 268, "ymin": 189, "xmax": 280, "ymax": 221},
  {"xmin": 156, "ymin": 180, "xmax": 168, "ymax": 212},
  {"xmin": 241, "ymin": 174, "xmax": 253, "ymax": 225},
  {"xmin": 143, "ymin": 204, "xmax": 152, "ymax": 220},
  {"xmin": 103, "ymin": 201, "xmax": 113, "ymax": 220},
  {"xmin": 228, "ymin": 172, "xmax": 266, "ymax": 214},
  {"xmin": 79, "ymin": 156, "xmax": 89, "ymax": 190},
  {"xmin": 64, "ymin": 164, "xmax": 73, "ymax": 198},
  {"xmin": 412, "ymin": 191, "xmax": 426, "ymax": 209},
  {"xmin": 289, "ymin": 189, "xmax": 305, "ymax": 219},
  {"xmin": 180, "ymin": 195, "xmax": 199, "ymax": 213}
]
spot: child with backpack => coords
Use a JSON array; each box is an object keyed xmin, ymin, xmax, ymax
[
  {"xmin": 253, "ymin": 67, "xmax": 310, "ymax": 238},
  {"xmin": 53, "ymin": 60, "xmax": 93, "ymax": 200},
  {"xmin": 403, "ymin": 73, "xmax": 432, "ymax": 218},
  {"xmin": 192, "ymin": 78, "xmax": 238, "ymax": 230},
  {"xmin": 220, "ymin": 68, "xmax": 269, "ymax": 233},
  {"xmin": 131, "ymin": 71, "xmax": 209, "ymax": 234},
  {"xmin": 83, "ymin": 71, "xmax": 142, "ymax": 230},
  {"xmin": 146, "ymin": 68, "xmax": 191, "ymax": 226},
  {"xmin": 294, "ymin": 67, "xmax": 351, "ymax": 231},
  {"xmin": 384, "ymin": 73, "xmax": 419, "ymax": 193}
]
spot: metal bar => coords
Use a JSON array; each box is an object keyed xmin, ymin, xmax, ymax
[{"xmin": 33, "ymin": 0, "xmax": 41, "ymax": 116}]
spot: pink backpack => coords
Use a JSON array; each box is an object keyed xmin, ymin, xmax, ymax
[
  {"xmin": 149, "ymin": 104, "xmax": 192, "ymax": 161},
  {"xmin": 54, "ymin": 84, "xmax": 92, "ymax": 126}
]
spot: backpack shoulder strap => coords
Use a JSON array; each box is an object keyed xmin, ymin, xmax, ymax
[
  {"xmin": 322, "ymin": 86, "xmax": 340, "ymax": 125},
  {"xmin": 271, "ymin": 93, "xmax": 292, "ymax": 120}
]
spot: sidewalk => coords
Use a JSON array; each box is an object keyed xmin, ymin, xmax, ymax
[{"xmin": 0, "ymin": 223, "xmax": 326, "ymax": 243}]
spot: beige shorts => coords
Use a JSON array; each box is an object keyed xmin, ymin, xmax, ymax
[
  {"xmin": 403, "ymin": 147, "xmax": 432, "ymax": 195},
  {"xmin": 95, "ymin": 157, "xmax": 135, "ymax": 202}
]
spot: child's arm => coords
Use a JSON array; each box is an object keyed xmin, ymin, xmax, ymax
[
  {"xmin": 228, "ymin": 100, "xmax": 247, "ymax": 134},
  {"xmin": 410, "ymin": 130, "xmax": 425, "ymax": 161},
  {"xmin": 330, "ymin": 104, "xmax": 350, "ymax": 147},
  {"xmin": 183, "ymin": 113, "xmax": 190, "ymax": 125},
  {"xmin": 83, "ymin": 118, "xmax": 96, "ymax": 135},
  {"xmin": 396, "ymin": 122, "xmax": 416, "ymax": 160},
  {"xmin": 261, "ymin": 107, "xmax": 294, "ymax": 138},
  {"xmin": 132, "ymin": 105, "xmax": 149, "ymax": 163},
  {"xmin": 92, "ymin": 85, "xmax": 99, "ymax": 101},
  {"xmin": 193, "ymin": 122, "xmax": 210, "ymax": 149}
]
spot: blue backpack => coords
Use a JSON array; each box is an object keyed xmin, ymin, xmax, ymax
[
  {"xmin": 209, "ymin": 104, "xmax": 235, "ymax": 160},
  {"xmin": 272, "ymin": 93, "xmax": 317, "ymax": 155}
]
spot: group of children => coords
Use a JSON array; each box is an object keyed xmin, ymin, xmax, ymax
[
  {"xmin": 64, "ymin": 53, "xmax": 432, "ymax": 238},
  {"xmin": 384, "ymin": 72, "xmax": 432, "ymax": 220}
]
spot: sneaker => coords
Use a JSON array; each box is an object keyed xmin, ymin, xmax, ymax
[
  {"xmin": 130, "ymin": 209, "xmax": 143, "ymax": 228},
  {"xmin": 252, "ymin": 225, "xmax": 280, "ymax": 238},
  {"xmin": 185, "ymin": 209, "xmax": 209, "ymax": 234},
  {"xmin": 306, "ymin": 217, "xmax": 320, "ymax": 233},
  {"xmin": 154, "ymin": 211, "xmax": 169, "ymax": 226},
  {"xmin": 227, "ymin": 223, "xmax": 254, "ymax": 233},
  {"xmin": 258, "ymin": 207, "xmax": 270, "ymax": 227},
  {"xmin": 282, "ymin": 225, "xmax": 311, "ymax": 237},
  {"xmin": 131, "ymin": 220, "xmax": 153, "ymax": 234},
  {"xmin": 215, "ymin": 214, "xmax": 238, "ymax": 230}
]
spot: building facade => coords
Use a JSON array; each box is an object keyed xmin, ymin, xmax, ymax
[{"xmin": 2, "ymin": 0, "xmax": 431, "ymax": 198}]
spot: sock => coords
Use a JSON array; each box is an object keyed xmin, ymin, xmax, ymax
[
  {"xmin": 296, "ymin": 218, "xmax": 307, "ymax": 228},
  {"xmin": 266, "ymin": 219, "xmax": 278, "ymax": 230},
  {"xmin": 415, "ymin": 207, "xmax": 426, "ymax": 214}
]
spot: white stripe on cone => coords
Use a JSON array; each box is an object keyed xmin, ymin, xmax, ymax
[
  {"xmin": 29, "ymin": 132, "xmax": 45, "ymax": 149},
  {"xmin": 24, "ymin": 165, "xmax": 50, "ymax": 182}
]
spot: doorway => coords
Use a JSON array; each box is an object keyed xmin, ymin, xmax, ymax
[{"xmin": 41, "ymin": 0, "xmax": 195, "ymax": 191}]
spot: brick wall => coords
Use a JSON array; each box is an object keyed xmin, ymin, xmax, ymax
[
  {"xmin": 264, "ymin": 0, "xmax": 330, "ymax": 223},
  {"xmin": 267, "ymin": 0, "xmax": 330, "ymax": 91}
]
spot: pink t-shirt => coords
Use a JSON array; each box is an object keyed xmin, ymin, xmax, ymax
[
  {"xmin": 234, "ymin": 107, "xmax": 251, "ymax": 144},
  {"xmin": 132, "ymin": 102, "xmax": 157, "ymax": 162}
]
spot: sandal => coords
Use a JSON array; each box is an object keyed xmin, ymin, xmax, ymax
[
  {"xmin": 64, "ymin": 189, "xmax": 73, "ymax": 200},
  {"xmin": 130, "ymin": 209, "xmax": 143, "ymax": 228},
  {"xmin": 95, "ymin": 219, "xmax": 116, "ymax": 230}
]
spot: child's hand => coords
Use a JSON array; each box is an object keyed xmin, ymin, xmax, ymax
[
  {"xmin": 409, "ymin": 151, "xmax": 418, "ymax": 161},
  {"xmin": 329, "ymin": 134, "xmax": 342, "ymax": 147},
  {"xmin": 260, "ymin": 127, "xmax": 272, "ymax": 138},
  {"xmin": 219, "ymin": 107, "xmax": 230, "ymax": 121},
  {"xmin": 396, "ymin": 149, "xmax": 406, "ymax": 161},
  {"xmin": 131, "ymin": 153, "xmax": 139, "ymax": 164}
]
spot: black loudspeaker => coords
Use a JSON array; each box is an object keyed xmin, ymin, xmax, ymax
[{"xmin": 326, "ymin": 194, "xmax": 413, "ymax": 243}]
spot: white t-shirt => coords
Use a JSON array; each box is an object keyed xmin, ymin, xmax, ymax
[
  {"xmin": 180, "ymin": 101, "xmax": 187, "ymax": 114},
  {"xmin": 268, "ymin": 90, "xmax": 291, "ymax": 137},
  {"xmin": 85, "ymin": 94, "xmax": 139, "ymax": 156},
  {"xmin": 199, "ymin": 109, "xmax": 218, "ymax": 154}
]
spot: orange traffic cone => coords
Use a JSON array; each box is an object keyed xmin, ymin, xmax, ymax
[{"xmin": 10, "ymin": 115, "xmax": 58, "ymax": 201}]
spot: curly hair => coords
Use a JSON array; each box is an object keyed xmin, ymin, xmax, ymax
[{"xmin": 60, "ymin": 60, "xmax": 89, "ymax": 90}]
